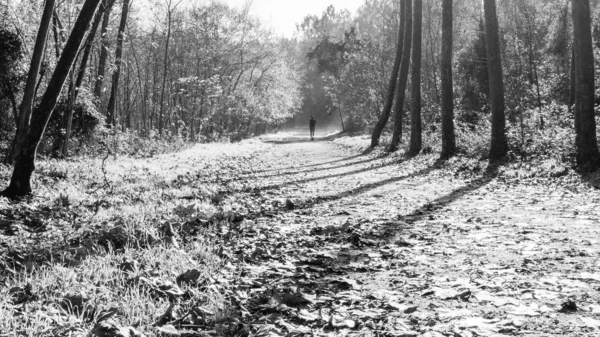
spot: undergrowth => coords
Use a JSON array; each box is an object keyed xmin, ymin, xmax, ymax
[
  {"xmin": 334, "ymin": 103, "xmax": 598, "ymax": 185},
  {"xmin": 0, "ymin": 141, "xmax": 268, "ymax": 336}
]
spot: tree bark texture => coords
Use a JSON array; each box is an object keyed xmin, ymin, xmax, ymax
[
  {"xmin": 408, "ymin": 0, "xmax": 423, "ymax": 155},
  {"xmin": 388, "ymin": 0, "xmax": 413, "ymax": 152},
  {"xmin": 440, "ymin": 0, "xmax": 456, "ymax": 159},
  {"xmin": 2, "ymin": 0, "xmax": 102, "ymax": 198},
  {"xmin": 370, "ymin": 0, "xmax": 406, "ymax": 148},
  {"xmin": 14, "ymin": 0, "xmax": 56, "ymax": 157},
  {"xmin": 572, "ymin": 0, "xmax": 600, "ymax": 166},
  {"xmin": 159, "ymin": 3, "xmax": 175, "ymax": 136},
  {"xmin": 94, "ymin": 1, "xmax": 113, "ymax": 101},
  {"xmin": 483, "ymin": 0, "xmax": 508, "ymax": 161},
  {"xmin": 107, "ymin": 0, "xmax": 130, "ymax": 127},
  {"xmin": 61, "ymin": 0, "xmax": 107, "ymax": 156}
]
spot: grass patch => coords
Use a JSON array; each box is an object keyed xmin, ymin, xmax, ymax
[{"xmin": 0, "ymin": 140, "xmax": 271, "ymax": 336}]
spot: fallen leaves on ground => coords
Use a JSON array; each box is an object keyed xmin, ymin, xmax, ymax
[{"xmin": 1, "ymin": 135, "xmax": 600, "ymax": 336}]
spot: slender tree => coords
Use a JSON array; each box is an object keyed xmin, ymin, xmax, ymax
[
  {"xmin": 159, "ymin": 0, "xmax": 182, "ymax": 136},
  {"xmin": 1, "ymin": 0, "xmax": 102, "ymax": 198},
  {"xmin": 94, "ymin": 0, "xmax": 113, "ymax": 101},
  {"xmin": 371, "ymin": 0, "xmax": 406, "ymax": 148},
  {"xmin": 483, "ymin": 0, "xmax": 508, "ymax": 161},
  {"xmin": 13, "ymin": 0, "xmax": 56, "ymax": 158},
  {"xmin": 61, "ymin": 0, "xmax": 110, "ymax": 155},
  {"xmin": 572, "ymin": 0, "xmax": 600, "ymax": 166},
  {"xmin": 106, "ymin": 0, "xmax": 130, "ymax": 127},
  {"xmin": 440, "ymin": 0, "xmax": 455, "ymax": 159},
  {"xmin": 408, "ymin": 0, "xmax": 422, "ymax": 155},
  {"xmin": 388, "ymin": 0, "xmax": 413, "ymax": 152}
]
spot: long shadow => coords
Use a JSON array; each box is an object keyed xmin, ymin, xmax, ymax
[
  {"xmin": 299, "ymin": 163, "xmax": 441, "ymax": 208},
  {"xmin": 401, "ymin": 163, "xmax": 500, "ymax": 222},
  {"xmin": 260, "ymin": 131, "xmax": 346, "ymax": 145},
  {"xmin": 227, "ymin": 156, "xmax": 382, "ymax": 184},
  {"xmin": 248, "ymin": 158, "xmax": 397, "ymax": 192},
  {"xmin": 241, "ymin": 154, "xmax": 364, "ymax": 175},
  {"xmin": 293, "ymin": 162, "xmax": 501, "ymax": 274}
]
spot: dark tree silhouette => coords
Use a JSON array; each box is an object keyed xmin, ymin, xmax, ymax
[
  {"xmin": 13, "ymin": 0, "xmax": 56, "ymax": 159},
  {"xmin": 371, "ymin": 0, "xmax": 406, "ymax": 148},
  {"xmin": 408, "ymin": 0, "xmax": 423, "ymax": 155},
  {"xmin": 440, "ymin": 0, "xmax": 456, "ymax": 159},
  {"xmin": 483, "ymin": 0, "xmax": 508, "ymax": 161},
  {"xmin": 572, "ymin": 0, "xmax": 600, "ymax": 167},
  {"xmin": 388, "ymin": 0, "xmax": 413, "ymax": 152},
  {"xmin": 1, "ymin": 0, "xmax": 102, "ymax": 198},
  {"xmin": 94, "ymin": 0, "xmax": 113, "ymax": 101},
  {"xmin": 107, "ymin": 0, "xmax": 131, "ymax": 127}
]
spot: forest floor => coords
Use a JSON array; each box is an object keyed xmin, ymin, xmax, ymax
[{"xmin": 1, "ymin": 130, "xmax": 600, "ymax": 336}]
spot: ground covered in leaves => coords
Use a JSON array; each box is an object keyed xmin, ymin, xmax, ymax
[{"xmin": 1, "ymin": 131, "xmax": 600, "ymax": 336}]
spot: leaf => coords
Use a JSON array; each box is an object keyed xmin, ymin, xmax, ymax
[
  {"xmin": 387, "ymin": 301, "xmax": 418, "ymax": 314},
  {"xmin": 270, "ymin": 292, "xmax": 312, "ymax": 308},
  {"xmin": 91, "ymin": 321, "xmax": 146, "ymax": 337},
  {"xmin": 579, "ymin": 316, "xmax": 600, "ymax": 329},
  {"xmin": 156, "ymin": 325, "xmax": 180, "ymax": 336},
  {"xmin": 176, "ymin": 269, "xmax": 202, "ymax": 285}
]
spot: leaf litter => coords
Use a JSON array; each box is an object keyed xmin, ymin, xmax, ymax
[{"xmin": 1, "ymin": 137, "xmax": 600, "ymax": 336}]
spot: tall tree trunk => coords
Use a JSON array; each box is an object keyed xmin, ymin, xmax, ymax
[
  {"xmin": 61, "ymin": 1, "xmax": 106, "ymax": 156},
  {"xmin": 370, "ymin": 0, "xmax": 406, "ymax": 148},
  {"xmin": 440, "ymin": 0, "xmax": 456, "ymax": 159},
  {"xmin": 408, "ymin": 0, "xmax": 423, "ymax": 155},
  {"xmin": 106, "ymin": 0, "xmax": 130, "ymax": 127},
  {"xmin": 388, "ymin": 0, "xmax": 413, "ymax": 152},
  {"xmin": 2, "ymin": 0, "xmax": 102, "ymax": 199},
  {"xmin": 484, "ymin": 0, "xmax": 508, "ymax": 161},
  {"xmin": 159, "ymin": 3, "xmax": 175, "ymax": 136},
  {"xmin": 13, "ymin": 0, "xmax": 56, "ymax": 159},
  {"xmin": 572, "ymin": 0, "xmax": 600, "ymax": 167},
  {"xmin": 93, "ymin": 1, "xmax": 113, "ymax": 101}
]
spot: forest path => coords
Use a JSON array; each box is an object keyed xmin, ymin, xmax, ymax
[{"xmin": 219, "ymin": 132, "xmax": 600, "ymax": 336}]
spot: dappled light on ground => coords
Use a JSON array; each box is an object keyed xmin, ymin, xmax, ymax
[{"xmin": 1, "ymin": 138, "xmax": 600, "ymax": 336}]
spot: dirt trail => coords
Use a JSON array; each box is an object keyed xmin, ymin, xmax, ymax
[{"xmin": 221, "ymin": 132, "xmax": 600, "ymax": 336}]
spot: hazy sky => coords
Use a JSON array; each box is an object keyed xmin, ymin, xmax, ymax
[{"xmin": 222, "ymin": 0, "xmax": 364, "ymax": 37}]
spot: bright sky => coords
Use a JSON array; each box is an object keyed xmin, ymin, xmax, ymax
[{"xmin": 222, "ymin": 0, "xmax": 364, "ymax": 37}]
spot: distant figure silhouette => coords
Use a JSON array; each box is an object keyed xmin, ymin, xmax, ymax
[{"xmin": 309, "ymin": 116, "xmax": 316, "ymax": 140}]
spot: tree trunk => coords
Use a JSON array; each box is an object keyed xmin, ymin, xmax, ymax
[
  {"xmin": 408, "ymin": 0, "xmax": 423, "ymax": 155},
  {"xmin": 572, "ymin": 0, "xmax": 600, "ymax": 167},
  {"xmin": 370, "ymin": 0, "xmax": 406, "ymax": 148},
  {"xmin": 106, "ymin": 0, "xmax": 130, "ymax": 127},
  {"xmin": 440, "ymin": 0, "xmax": 456, "ymax": 159},
  {"xmin": 1, "ymin": 0, "xmax": 102, "ymax": 199},
  {"xmin": 61, "ymin": 1, "xmax": 106, "ymax": 156},
  {"xmin": 159, "ymin": 3, "xmax": 175, "ymax": 136},
  {"xmin": 13, "ymin": 0, "xmax": 56, "ymax": 159},
  {"xmin": 93, "ymin": 1, "xmax": 113, "ymax": 101},
  {"xmin": 388, "ymin": 0, "xmax": 413, "ymax": 152},
  {"xmin": 484, "ymin": 0, "xmax": 508, "ymax": 161}
]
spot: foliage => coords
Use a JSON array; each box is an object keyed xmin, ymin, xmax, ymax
[{"xmin": 0, "ymin": 28, "xmax": 24, "ymax": 153}]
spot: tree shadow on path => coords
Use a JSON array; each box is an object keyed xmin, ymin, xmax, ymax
[
  {"xmin": 299, "ymin": 161, "xmax": 442, "ymax": 208},
  {"xmin": 239, "ymin": 156, "xmax": 382, "ymax": 182},
  {"xmin": 401, "ymin": 162, "xmax": 501, "ymax": 222},
  {"xmin": 260, "ymin": 131, "xmax": 346, "ymax": 145},
  {"xmin": 300, "ymin": 161, "xmax": 502, "ymax": 272},
  {"xmin": 250, "ymin": 159, "xmax": 397, "ymax": 192},
  {"xmin": 242, "ymin": 155, "xmax": 363, "ymax": 175}
]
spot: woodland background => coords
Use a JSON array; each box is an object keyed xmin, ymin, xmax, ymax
[{"xmin": 1, "ymin": 0, "xmax": 599, "ymax": 160}]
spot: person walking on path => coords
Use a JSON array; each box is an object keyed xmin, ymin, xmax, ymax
[{"xmin": 309, "ymin": 116, "xmax": 316, "ymax": 140}]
